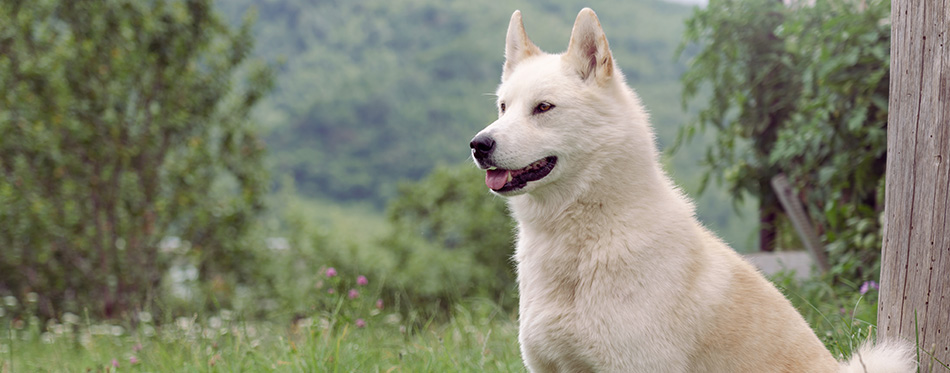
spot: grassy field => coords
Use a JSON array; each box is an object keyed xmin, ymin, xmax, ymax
[
  {"xmin": 2, "ymin": 272, "xmax": 889, "ymax": 373},
  {"xmin": 2, "ymin": 300, "xmax": 523, "ymax": 372},
  {"xmin": 0, "ymin": 192, "xmax": 901, "ymax": 373}
]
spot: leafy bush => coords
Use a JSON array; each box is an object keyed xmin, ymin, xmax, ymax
[
  {"xmin": 248, "ymin": 164, "xmax": 513, "ymax": 323},
  {"xmin": 680, "ymin": 0, "xmax": 890, "ymax": 284},
  {"xmin": 771, "ymin": 0, "xmax": 890, "ymax": 284},
  {"xmin": 0, "ymin": 0, "xmax": 274, "ymax": 320},
  {"xmin": 678, "ymin": 0, "xmax": 796, "ymax": 251},
  {"xmin": 381, "ymin": 164, "xmax": 517, "ymax": 317}
]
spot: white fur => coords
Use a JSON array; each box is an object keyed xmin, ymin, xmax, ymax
[
  {"xmin": 472, "ymin": 8, "xmax": 916, "ymax": 373},
  {"xmin": 839, "ymin": 341, "xmax": 917, "ymax": 373}
]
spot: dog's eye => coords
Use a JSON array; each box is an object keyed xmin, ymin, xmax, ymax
[
  {"xmin": 499, "ymin": 103, "xmax": 507, "ymax": 113},
  {"xmin": 534, "ymin": 102, "xmax": 555, "ymax": 114}
]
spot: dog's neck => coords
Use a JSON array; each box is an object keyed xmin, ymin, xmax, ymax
[
  {"xmin": 510, "ymin": 141, "xmax": 689, "ymax": 227},
  {"xmin": 507, "ymin": 123, "xmax": 698, "ymax": 266},
  {"xmin": 509, "ymin": 161, "xmax": 698, "ymax": 282}
]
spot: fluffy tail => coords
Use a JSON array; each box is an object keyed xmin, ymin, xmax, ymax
[{"xmin": 838, "ymin": 340, "xmax": 916, "ymax": 373}]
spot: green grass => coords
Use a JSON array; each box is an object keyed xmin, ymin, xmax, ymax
[
  {"xmin": 770, "ymin": 270, "xmax": 880, "ymax": 360},
  {"xmin": 1, "ymin": 301, "xmax": 523, "ymax": 372},
  {"xmin": 5, "ymin": 269, "xmax": 938, "ymax": 372},
  {"xmin": 0, "ymin": 282, "xmax": 873, "ymax": 373}
]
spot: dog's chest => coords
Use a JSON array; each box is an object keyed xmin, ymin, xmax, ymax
[
  {"xmin": 518, "ymin": 286, "xmax": 603, "ymax": 371},
  {"xmin": 514, "ymin": 227, "xmax": 693, "ymax": 371},
  {"xmin": 517, "ymin": 271, "xmax": 680, "ymax": 372}
]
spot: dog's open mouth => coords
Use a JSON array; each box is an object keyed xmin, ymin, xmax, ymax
[{"xmin": 485, "ymin": 156, "xmax": 557, "ymax": 193}]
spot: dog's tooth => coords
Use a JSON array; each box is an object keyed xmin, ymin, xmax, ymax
[{"xmin": 507, "ymin": 172, "xmax": 513, "ymax": 182}]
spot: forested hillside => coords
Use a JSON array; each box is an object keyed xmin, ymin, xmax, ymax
[{"xmin": 216, "ymin": 0, "xmax": 757, "ymax": 249}]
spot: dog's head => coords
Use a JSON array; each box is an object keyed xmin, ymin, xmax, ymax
[{"xmin": 470, "ymin": 8, "xmax": 627, "ymax": 197}]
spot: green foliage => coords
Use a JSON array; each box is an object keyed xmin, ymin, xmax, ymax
[
  {"xmin": 680, "ymin": 0, "xmax": 890, "ymax": 281},
  {"xmin": 253, "ymin": 165, "xmax": 513, "ymax": 322},
  {"xmin": 679, "ymin": 0, "xmax": 800, "ymax": 251},
  {"xmin": 0, "ymin": 0, "xmax": 274, "ymax": 319},
  {"xmin": 771, "ymin": 0, "xmax": 890, "ymax": 283},
  {"xmin": 382, "ymin": 164, "xmax": 517, "ymax": 316},
  {"xmin": 680, "ymin": 0, "xmax": 797, "ymax": 197}
]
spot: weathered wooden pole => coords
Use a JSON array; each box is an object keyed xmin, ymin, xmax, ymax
[{"xmin": 879, "ymin": 0, "xmax": 950, "ymax": 370}]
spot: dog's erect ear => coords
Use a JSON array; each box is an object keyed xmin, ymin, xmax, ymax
[
  {"xmin": 564, "ymin": 8, "xmax": 613, "ymax": 85},
  {"xmin": 503, "ymin": 10, "xmax": 541, "ymax": 82}
]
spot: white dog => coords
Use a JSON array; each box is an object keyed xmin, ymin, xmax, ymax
[{"xmin": 470, "ymin": 8, "xmax": 914, "ymax": 373}]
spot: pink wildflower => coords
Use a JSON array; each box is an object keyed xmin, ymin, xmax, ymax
[
  {"xmin": 325, "ymin": 267, "xmax": 337, "ymax": 277},
  {"xmin": 348, "ymin": 289, "xmax": 359, "ymax": 299},
  {"xmin": 132, "ymin": 343, "xmax": 142, "ymax": 352},
  {"xmin": 355, "ymin": 318, "xmax": 366, "ymax": 328},
  {"xmin": 375, "ymin": 298, "xmax": 384, "ymax": 310},
  {"xmin": 130, "ymin": 356, "xmax": 139, "ymax": 364},
  {"xmin": 112, "ymin": 358, "xmax": 119, "ymax": 368},
  {"xmin": 356, "ymin": 275, "xmax": 368, "ymax": 286},
  {"xmin": 859, "ymin": 280, "xmax": 879, "ymax": 295},
  {"xmin": 327, "ymin": 288, "xmax": 335, "ymax": 294}
]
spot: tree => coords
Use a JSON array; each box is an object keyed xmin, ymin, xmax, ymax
[
  {"xmin": 879, "ymin": 0, "xmax": 950, "ymax": 370},
  {"xmin": 679, "ymin": 0, "xmax": 797, "ymax": 252},
  {"xmin": 0, "ymin": 0, "xmax": 274, "ymax": 319},
  {"xmin": 769, "ymin": 0, "xmax": 890, "ymax": 282},
  {"xmin": 680, "ymin": 0, "xmax": 891, "ymax": 284}
]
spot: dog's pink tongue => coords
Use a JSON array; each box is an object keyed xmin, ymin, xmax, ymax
[{"xmin": 485, "ymin": 169, "xmax": 510, "ymax": 190}]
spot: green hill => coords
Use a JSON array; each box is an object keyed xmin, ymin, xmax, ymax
[{"xmin": 217, "ymin": 0, "xmax": 758, "ymax": 251}]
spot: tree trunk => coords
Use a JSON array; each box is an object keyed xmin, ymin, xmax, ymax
[
  {"xmin": 759, "ymin": 180, "xmax": 779, "ymax": 252},
  {"xmin": 879, "ymin": 0, "xmax": 950, "ymax": 370}
]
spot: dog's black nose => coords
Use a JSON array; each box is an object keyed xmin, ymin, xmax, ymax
[{"xmin": 470, "ymin": 134, "xmax": 495, "ymax": 160}]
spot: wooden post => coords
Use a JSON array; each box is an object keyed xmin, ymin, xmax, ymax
[{"xmin": 879, "ymin": 0, "xmax": 950, "ymax": 370}]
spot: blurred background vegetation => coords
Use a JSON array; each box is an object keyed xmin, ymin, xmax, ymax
[{"xmin": 1, "ymin": 0, "xmax": 890, "ymax": 359}]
